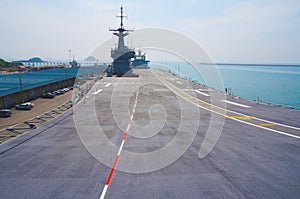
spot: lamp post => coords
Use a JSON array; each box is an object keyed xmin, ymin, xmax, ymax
[
  {"xmin": 19, "ymin": 72, "xmax": 23, "ymax": 103},
  {"xmin": 68, "ymin": 49, "xmax": 72, "ymax": 65}
]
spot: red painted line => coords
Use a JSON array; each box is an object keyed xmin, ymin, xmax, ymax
[
  {"xmin": 100, "ymin": 77, "xmax": 141, "ymax": 198},
  {"xmin": 105, "ymin": 155, "xmax": 119, "ymax": 185},
  {"xmin": 123, "ymin": 132, "xmax": 128, "ymax": 140},
  {"xmin": 103, "ymin": 92, "xmax": 139, "ymax": 185}
]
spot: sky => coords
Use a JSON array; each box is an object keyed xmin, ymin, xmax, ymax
[{"xmin": 0, "ymin": 0, "xmax": 300, "ymax": 64}]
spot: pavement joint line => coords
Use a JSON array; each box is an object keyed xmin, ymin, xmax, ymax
[
  {"xmin": 152, "ymin": 69, "xmax": 300, "ymax": 139},
  {"xmin": 99, "ymin": 76, "xmax": 141, "ymax": 199}
]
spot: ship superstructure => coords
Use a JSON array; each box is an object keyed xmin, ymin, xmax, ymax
[
  {"xmin": 131, "ymin": 49, "xmax": 150, "ymax": 69},
  {"xmin": 109, "ymin": 6, "xmax": 135, "ymax": 76}
]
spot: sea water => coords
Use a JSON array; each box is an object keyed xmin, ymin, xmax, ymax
[{"xmin": 151, "ymin": 62, "xmax": 300, "ymax": 109}]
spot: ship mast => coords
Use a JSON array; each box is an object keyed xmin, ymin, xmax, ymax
[{"xmin": 109, "ymin": 6, "xmax": 133, "ymax": 50}]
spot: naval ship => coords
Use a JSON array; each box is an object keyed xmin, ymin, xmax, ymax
[
  {"xmin": 0, "ymin": 6, "xmax": 299, "ymax": 199},
  {"xmin": 131, "ymin": 49, "xmax": 150, "ymax": 69},
  {"xmin": 108, "ymin": 6, "xmax": 135, "ymax": 76}
]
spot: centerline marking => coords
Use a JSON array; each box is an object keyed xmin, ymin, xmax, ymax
[{"xmin": 99, "ymin": 78, "xmax": 140, "ymax": 199}]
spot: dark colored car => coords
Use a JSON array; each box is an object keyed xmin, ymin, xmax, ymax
[
  {"xmin": 0, "ymin": 109, "xmax": 12, "ymax": 117},
  {"xmin": 51, "ymin": 91, "xmax": 59, "ymax": 95},
  {"xmin": 42, "ymin": 92, "xmax": 55, "ymax": 99}
]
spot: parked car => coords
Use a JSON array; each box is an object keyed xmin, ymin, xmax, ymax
[
  {"xmin": 0, "ymin": 109, "xmax": 12, "ymax": 117},
  {"xmin": 42, "ymin": 92, "xmax": 55, "ymax": 99},
  {"xmin": 62, "ymin": 88, "xmax": 70, "ymax": 92},
  {"xmin": 21, "ymin": 102, "xmax": 34, "ymax": 108},
  {"xmin": 51, "ymin": 91, "xmax": 59, "ymax": 95},
  {"xmin": 57, "ymin": 89, "xmax": 65, "ymax": 95},
  {"xmin": 15, "ymin": 104, "xmax": 31, "ymax": 110}
]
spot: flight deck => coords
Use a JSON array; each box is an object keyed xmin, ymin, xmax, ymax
[{"xmin": 0, "ymin": 68, "xmax": 299, "ymax": 199}]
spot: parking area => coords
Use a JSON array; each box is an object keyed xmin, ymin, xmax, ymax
[{"xmin": 0, "ymin": 90, "xmax": 73, "ymax": 130}]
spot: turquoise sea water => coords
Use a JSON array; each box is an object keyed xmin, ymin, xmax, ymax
[{"xmin": 151, "ymin": 62, "xmax": 300, "ymax": 109}]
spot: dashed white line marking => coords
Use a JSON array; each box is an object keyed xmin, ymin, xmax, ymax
[
  {"xmin": 93, "ymin": 89, "xmax": 103, "ymax": 95},
  {"xmin": 176, "ymin": 81, "xmax": 183, "ymax": 84},
  {"xmin": 195, "ymin": 90, "xmax": 210, "ymax": 97},
  {"xmin": 152, "ymin": 70, "xmax": 300, "ymax": 140},
  {"xmin": 222, "ymin": 100, "xmax": 251, "ymax": 108},
  {"xmin": 99, "ymin": 185, "xmax": 108, "ymax": 199},
  {"xmin": 105, "ymin": 83, "xmax": 112, "ymax": 88},
  {"xmin": 100, "ymin": 79, "xmax": 140, "ymax": 199},
  {"xmin": 198, "ymin": 88, "xmax": 213, "ymax": 92},
  {"xmin": 183, "ymin": 89, "xmax": 195, "ymax": 91},
  {"xmin": 117, "ymin": 140, "xmax": 125, "ymax": 156}
]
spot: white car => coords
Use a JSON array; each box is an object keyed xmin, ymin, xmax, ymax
[{"xmin": 21, "ymin": 102, "xmax": 34, "ymax": 108}]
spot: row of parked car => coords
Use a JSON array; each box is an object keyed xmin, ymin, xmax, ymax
[
  {"xmin": 0, "ymin": 87, "xmax": 73, "ymax": 117},
  {"xmin": 41, "ymin": 87, "xmax": 73, "ymax": 99},
  {"xmin": 0, "ymin": 102, "xmax": 34, "ymax": 117}
]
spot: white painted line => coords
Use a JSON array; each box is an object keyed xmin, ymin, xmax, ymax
[
  {"xmin": 130, "ymin": 115, "xmax": 133, "ymax": 120},
  {"xmin": 152, "ymin": 70, "xmax": 300, "ymax": 139},
  {"xmin": 195, "ymin": 90, "xmax": 210, "ymax": 97},
  {"xmin": 170, "ymin": 78, "xmax": 174, "ymax": 80},
  {"xmin": 222, "ymin": 100, "xmax": 251, "ymax": 108},
  {"xmin": 105, "ymin": 83, "xmax": 112, "ymax": 88},
  {"xmin": 93, "ymin": 89, "xmax": 103, "ymax": 95},
  {"xmin": 117, "ymin": 140, "xmax": 125, "ymax": 156},
  {"xmin": 99, "ymin": 184, "xmax": 109, "ymax": 199},
  {"xmin": 183, "ymin": 89, "xmax": 195, "ymax": 91},
  {"xmin": 176, "ymin": 81, "xmax": 183, "ymax": 84},
  {"xmin": 198, "ymin": 88, "xmax": 213, "ymax": 92},
  {"xmin": 126, "ymin": 125, "xmax": 130, "ymax": 132}
]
